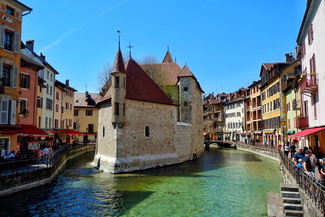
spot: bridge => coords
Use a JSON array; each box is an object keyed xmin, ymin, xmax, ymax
[{"xmin": 204, "ymin": 140, "xmax": 237, "ymax": 149}]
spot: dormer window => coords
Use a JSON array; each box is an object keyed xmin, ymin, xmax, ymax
[{"xmin": 6, "ymin": 6, "xmax": 14, "ymax": 16}]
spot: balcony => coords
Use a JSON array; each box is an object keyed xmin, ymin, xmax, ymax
[
  {"xmin": 299, "ymin": 73, "xmax": 318, "ymax": 96},
  {"xmin": 295, "ymin": 116, "xmax": 309, "ymax": 129}
]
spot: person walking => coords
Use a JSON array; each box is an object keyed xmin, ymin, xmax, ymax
[
  {"xmin": 284, "ymin": 142, "xmax": 290, "ymax": 157},
  {"xmin": 292, "ymin": 147, "xmax": 305, "ymax": 166},
  {"xmin": 303, "ymin": 150, "xmax": 315, "ymax": 178},
  {"xmin": 289, "ymin": 143, "xmax": 296, "ymax": 158}
]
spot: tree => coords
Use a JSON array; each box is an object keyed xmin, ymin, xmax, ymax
[
  {"xmin": 97, "ymin": 62, "xmax": 112, "ymax": 93},
  {"xmin": 138, "ymin": 55, "xmax": 167, "ymax": 88}
]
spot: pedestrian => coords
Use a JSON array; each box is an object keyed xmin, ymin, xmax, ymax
[
  {"xmin": 303, "ymin": 150, "xmax": 315, "ymax": 178},
  {"xmin": 297, "ymin": 159, "xmax": 303, "ymax": 169},
  {"xmin": 289, "ymin": 143, "xmax": 296, "ymax": 158},
  {"xmin": 292, "ymin": 147, "xmax": 305, "ymax": 165},
  {"xmin": 284, "ymin": 142, "xmax": 289, "ymax": 157},
  {"xmin": 42, "ymin": 146, "xmax": 49, "ymax": 158},
  {"xmin": 308, "ymin": 149, "xmax": 318, "ymax": 174},
  {"xmin": 264, "ymin": 140, "xmax": 268, "ymax": 146},
  {"xmin": 319, "ymin": 158, "xmax": 325, "ymax": 180}
]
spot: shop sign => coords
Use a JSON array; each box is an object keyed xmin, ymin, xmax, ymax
[{"xmin": 1, "ymin": 14, "xmax": 13, "ymax": 23}]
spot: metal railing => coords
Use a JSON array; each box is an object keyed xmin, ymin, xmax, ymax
[
  {"xmin": 278, "ymin": 148, "xmax": 325, "ymax": 214},
  {"xmin": 0, "ymin": 143, "xmax": 84, "ymax": 176}
]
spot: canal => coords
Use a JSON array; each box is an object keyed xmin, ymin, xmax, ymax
[{"xmin": 0, "ymin": 147, "xmax": 282, "ymax": 217}]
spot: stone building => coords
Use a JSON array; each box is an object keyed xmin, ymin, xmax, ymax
[{"xmin": 95, "ymin": 47, "xmax": 204, "ymax": 173}]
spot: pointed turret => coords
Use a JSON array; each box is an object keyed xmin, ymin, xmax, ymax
[
  {"xmin": 162, "ymin": 50, "xmax": 174, "ymax": 63},
  {"xmin": 111, "ymin": 48, "xmax": 126, "ymax": 128}
]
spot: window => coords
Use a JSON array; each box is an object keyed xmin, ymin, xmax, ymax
[
  {"xmin": 6, "ymin": 6, "xmax": 14, "ymax": 15},
  {"xmin": 114, "ymin": 103, "xmax": 119, "ymax": 115},
  {"xmin": 86, "ymin": 110, "xmax": 93, "ymax": 116},
  {"xmin": 0, "ymin": 27, "xmax": 19, "ymax": 53},
  {"xmin": 145, "ymin": 126, "xmax": 150, "ymax": 137},
  {"xmin": 1, "ymin": 63, "xmax": 18, "ymax": 88},
  {"xmin": 183, "ymin": 87, "xmax": 188, "ymax": 91},
  {"xmin": 19, "ymin": 99, "xmax": 27, "ymax": 114},
  {"xmin": 102, "ymin": 126, "xmax": 105, "ymax": 138},
  {"xmin": 88, "ymin": 124, "xmax": 94, "ymax": 133},
  {"xmin": 115, "ymin": 76, "xmax": 120, "ymax": 88},
  {"xmin": 4, "ymin": 29, "xmax": 13, "ymax": 51},
  {"xmin": 20, "ymin": 74, "xmax": 30, "ymax": 88},
  {"xmin": 0, "ymin": 99, "xmax": 16, "ymax": 125},
  {"xmin": 56, "ymin": 91, "xmax": 59, "ymax": 100},
  {"xmin": 55, "ymin": 104, "xmax": 59, "ymax": 112},
  {"xmin": 46, "ymin": 98, "xmax": 53, "ymax": 110},
  {"xmin": 37, "ymin": 96, "xmax": 43, "ymax": 108},
  {"xmin": 74, "ymin": 110, "xmax": 78, "ymax": 116},
  {"xmin": 65, "ymin": 102, "xmax": 69, "ymax": 109},
  {"xmin": 55, "ymin": 119, "xmax": 59, "ymax": 128}
]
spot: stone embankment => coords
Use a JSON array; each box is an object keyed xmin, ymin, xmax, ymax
[{"xmin": 0, "ymin": 144, "xmax": 95, "ymax": 198}]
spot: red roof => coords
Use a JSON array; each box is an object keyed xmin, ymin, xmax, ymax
[
  {"xmin": 18, "ymin": 125, "xmax": 49, "ymax": 137},
  {"xmin": 289, "ymin": 127, "xmax": 325, "ymax": 141},
  {"xmin": 125, "ymin": 59, "xmax": 176, "ymax": 105}
]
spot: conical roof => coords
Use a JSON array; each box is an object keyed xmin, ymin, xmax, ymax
[
  {"xmin": 162, "ymin": 50, "xmax": 173, "ymax": 63},
  {"xmin": 111, "ymin": 48, "xmax": 125, "ymax": 74}
]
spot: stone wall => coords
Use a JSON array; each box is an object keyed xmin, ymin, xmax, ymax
[{"xmin": 0, "ymin": 144, "xmax": 95, "ymax": 197}]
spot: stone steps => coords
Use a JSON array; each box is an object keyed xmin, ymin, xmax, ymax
[{"xmin": 280, "ymin": 183, "xmax": 304, "ymax": 217}]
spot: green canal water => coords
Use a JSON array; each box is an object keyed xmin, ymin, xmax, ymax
[{"xmin": 0, "ymin": 147, "xmax": 282, "ymax": 217}]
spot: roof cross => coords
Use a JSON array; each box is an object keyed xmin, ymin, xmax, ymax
[{"xmin": 127, "ymin": 42, "xmax": 134, "ymax": 59}]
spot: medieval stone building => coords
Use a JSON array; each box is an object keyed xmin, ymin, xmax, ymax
[{"xmin": 94, "ymin": 47, "xmax": 204, "ymax": 173}]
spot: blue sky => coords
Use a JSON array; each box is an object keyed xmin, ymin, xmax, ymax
[{"xmin": 21, "ymin": 0, "xmax": 306, "ymax": 95}]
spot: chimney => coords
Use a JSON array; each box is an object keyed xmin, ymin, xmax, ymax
[
  {"xmin": 26, "ymin": 40, "xmax": 34, "ymax": 51},
  {"xmin": 285, "ymin": 53, "xmax": 293, "ymax": 62},
  {"xmin": 66, "ymin": 79, "xmax": 69, "ymax": 86},
  {"xmin": 40, "ymin": 52, "xmax": 46, "ymax": 60}
]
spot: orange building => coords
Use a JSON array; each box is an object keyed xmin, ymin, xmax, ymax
[{"xmin": 0, "ymin": 0, "xmax": 32, "ymax": 157}]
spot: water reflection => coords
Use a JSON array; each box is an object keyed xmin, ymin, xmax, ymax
[{"xmin": 0, "ymin": 148, "xmax": 281, "ymax": 217}]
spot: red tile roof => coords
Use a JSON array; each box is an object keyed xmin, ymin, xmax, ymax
[{"xmin": 125, "ymin": 59, "xmax": 176, "ymax": 105}]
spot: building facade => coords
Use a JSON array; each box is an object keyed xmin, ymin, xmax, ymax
[{"xmin": 95, "ymin": 48, "xmax": 204, "ymax": 173}]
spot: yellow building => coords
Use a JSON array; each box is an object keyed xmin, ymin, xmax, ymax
[
  {"xmin": 260, "ymin": 62, "xmax": 290, "ymax": 146},
  {"xmin": 53, "ymin": 79, "xmax": 78, "ymax": 144},
  {"xmin": 73, "ymin": 92, "xmax": 101, "ymax": 144},
  {"xmin": 0, "ymin": 0, "xmax": 32, "ymax": 157}
]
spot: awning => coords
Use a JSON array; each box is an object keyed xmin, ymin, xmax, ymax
[
  {"xmin": 18, "ymin": 125, "xmax": 49, "ymax": 137},
  {"xmin": 288, "ymin": 127, "xmax": 325, "ymax": 141},
  {"xmin": 0, "ymin": 125, "xmax": 21, "ymax": 134},
  {"xmin": 54, "ymin": 129, "xmax": 85, "ymax": 136}
]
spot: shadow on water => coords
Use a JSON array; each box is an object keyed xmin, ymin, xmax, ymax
[{"xmin": 0, "ymin": 152, "xmax": 155, "ymax": 217}]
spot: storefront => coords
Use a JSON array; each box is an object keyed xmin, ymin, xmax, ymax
[
  {"xmin": 17, "ymin": 125, "xmax": 50, "ymax": 157},
  {"xmin": 53, "ymin": 129, "xmax": 85, "ymax": 145}
]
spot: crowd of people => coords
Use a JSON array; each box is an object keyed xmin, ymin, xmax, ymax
[
  {"xmin": 2, "ymin": 146, "xmax": 53, "ymax": 161},
  {"xmin": 284, "ymin": 142, "xmax": 325, "ymax": 184}
]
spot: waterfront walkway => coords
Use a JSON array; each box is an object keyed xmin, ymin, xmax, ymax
[{"xmin": 0, "ymin": 143, "xmax": 95, "ymax": 197}]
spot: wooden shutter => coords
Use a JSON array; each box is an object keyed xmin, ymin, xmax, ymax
[
  {"xmin": 0, "ymin": 26, "xmax": 4, "ymax": 48},
  {"xmin": 10, "ymin": 100, "xmax": 16, "ymax": 124},
  {"xmin": 13, "ymin": 32, "xmax": 20, "ymax": 53},
  {"xmin": 12, "ymin": 66, "xmax": 17, "ymax": 88},
  {"xmin": 0, "ymin": 99, "xmax": 9, "ymax": 124}
]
